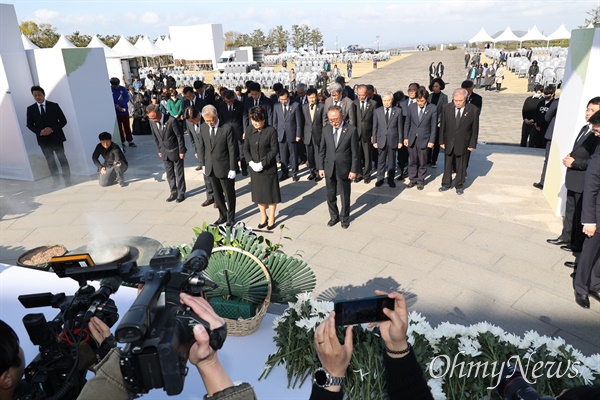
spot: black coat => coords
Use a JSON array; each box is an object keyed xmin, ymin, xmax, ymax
[
  {"xmin": 198, "ymin": 122, "xmax": 237, "ymax": 179},
  {"xmin": 218, "ymin": 100, "xmax": 244, "ymax": 142},
  {"xmin": 26, "ymin": 101, "xmax": 67, "ymax": 146},
  {"xmin": 302, "ymin": 103, "xmax": 325, "ymax": 146},
  {"xmin": 352, "ymin": 98, "xmax": 377, "ymax": 143},
  {"xmin": 149, "ymin": 114, "xmax": 187, "ymax": 162},
  {"xmin": 318, "ymin": 123, "xmax": 360, "ymax": 179},
  {"xmin": 565, "ymin": 125, "xmax": 598, "ymax": 193},
  {"xmin": 243, "ymin": 126, "xmax": 279, "ymax": 175},
  {"xmin": 439, "ymin": 103, "xmax": 479, "ymax": 156},
  {"xmin": 582, "ymin": 153, "xmax": 600, "ymax": 225}
]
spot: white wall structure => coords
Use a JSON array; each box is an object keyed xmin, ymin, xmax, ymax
[
  {"xmin": 29, "ymin": 47, "xmax": 119, "ymax": 177},
  {"xmin": 0, "ymin": 3, "xmax": 36, "ymax": 180},
  {"xmin": 544, "ymin": 28, "xmax": 600, "ymax": 215},
  {"xmin": 169, "ymin": 24, "xmax": 224, "ymax": 68}
]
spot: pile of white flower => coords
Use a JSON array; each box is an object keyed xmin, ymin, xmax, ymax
[{"xmin": 261, "ymin": 293, "xmax": 600, "ymax": 400}]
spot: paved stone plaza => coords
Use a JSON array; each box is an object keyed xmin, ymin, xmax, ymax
[{"xmin": 1, "ymin": 49, "xmax": 598, "ymax": 356}]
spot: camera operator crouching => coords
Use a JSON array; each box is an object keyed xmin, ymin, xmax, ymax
[{"xmin": 1, "ymin": 294, "xmax": 257, "ymax": 400}]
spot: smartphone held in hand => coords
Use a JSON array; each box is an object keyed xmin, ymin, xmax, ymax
[{"xmin": 334, "ymin": 295, "xmax": 395, "ymax": 326}]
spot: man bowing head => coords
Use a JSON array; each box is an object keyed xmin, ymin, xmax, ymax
[{"xmin": 318, "ymin": 106, "xmax": 360, "ymax": 229}]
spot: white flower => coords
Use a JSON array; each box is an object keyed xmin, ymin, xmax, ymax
[
  {"xmin": 295, "ymin": 292, "xmax": 313, "ymax": 302},
  {"xmin": 582, "ymin": 354, "xmax": 600, "ymax": 374},
  {"xmin": 427, "ymin": 378, "xmax": 447, "ymax": 400},
  {"xmin": 429, "ymin": 357, "xmax": 446, "ymax": 374},
  {"xmin": 272, "ymin": 315, "xmax": 285, "ymax": 329},
  {"xmin": 310, "ymin": 299, "xmax": 333, "ymax": 317},
  {"xmin": 295, "ymin": 316, "xmax": 322, "ymax": 332},
  {"xmin": 546, "ymin": 336, "xmax": 566, "ymax": 357},
  {"xmin": 574, "ymin": 364, "xmax": 595, "ymax": 385},
  {"xmin": 458, "ymin": 336, "xmax": 482, "ymax": 357}
]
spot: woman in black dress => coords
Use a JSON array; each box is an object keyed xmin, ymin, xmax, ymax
[{"xmin": 243, "ymin": 106, "xmax": 281, "ymax": 230}]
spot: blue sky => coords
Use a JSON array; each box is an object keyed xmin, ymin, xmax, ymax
[{"xmin": 9, "ymin": 0, "xmax": 599, "ymax": 48}]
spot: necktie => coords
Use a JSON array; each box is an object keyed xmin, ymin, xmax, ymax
[
  {"xmin": 254, "ymin": 100, "xmax": 258, "ymax": 107},
  {"xmin": 361, "ymin": 101, "xmax": 365, "ymax": 112},
  {"xmin": 310, "ymin": 104, "xmax": 315, "ymax": 122},
  {"xmin": 228, "ymin": 105, "xmax": 232, "ymax": 112},
  {"xmin": 575, "ymin": 127, "xmax": 590, "ymax": 143},
  {"xmin": 210, "ymin": 126, "xmax": 215, "ymax": 146},
  {"xmin": 195, "ymin": 124, "xmax": 200, "ymax": 134},
  {"xmin": 455, "ymin": 108, "xmax": 461, "ymax": 126},
  {"xmin": 333, "ymin": 128, "xmax": 338, "ymax": 147},
  {"xmin": 40, "ymin": 104, "xmax": 46, "ymax": 119},
  {"xmin": 284, "ymin": 105, "xmax": 288, "ymax": 118},
  {"xmin": 418, "ymin": 107, "xmax": 424, "ymax": 121},
  {"xmin": 385, "ymin": 108, "xmax": 390, "ymax": 124}
]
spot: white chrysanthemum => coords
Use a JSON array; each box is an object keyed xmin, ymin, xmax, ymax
[
  {"xmin": 520, "ymin": 330, "xmax": 541, "ymax": 349},
  {"xmin": 458, "ymin": 336, "xmax": 482, "ymax": 357},
  {"xmin": 427, "ymin": 378, "xmax": 447, "ymax": 400},
  {"xmin": 272, "ymin": 315, "xmax": 285, "ymax": 329},
  {"xmin": 311, "ymin": 299, "xmax": 334, "ymax": 316},
  {"xmin": 546, "ymin": 336, "xmax": 566, "ymax": 357},
  {"xmin": 582, "ymin": 354, "xmax": 600, "ymax": 374},
  {"xmin": 296, "ymin": 292, "xmax": 313, "ymax": 302},
  {"xmin": 574, "ymin": 363, "xmax": 595, "ymax": 385},
  {"xmin": 500, "ymin": 333, "xmax": 522, "ymax": 347},
  {"xmin": 295, "ymin": 316, "xmax": 322, "ymax": 332},
  {"xmin": 429, "ymin": 357, "xmax": 446, "ymax": 374},
  {"xmin": 432, "ymin": 322, "xmax": 470, "ymax": 339}
]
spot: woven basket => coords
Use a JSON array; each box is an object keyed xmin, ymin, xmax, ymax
[{"xmin": 210, "ymin": 246, "xmax": 271, "ymax": 336}]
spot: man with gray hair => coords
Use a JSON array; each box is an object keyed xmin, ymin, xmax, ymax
[
  {"xmin": 372, "ymin": 91, "xmax": 403, "ymax": 187},
  {"xmin": 147, "ymin": 104, "xmax": 187, "ymax": 202},
  {"xmin": 323, "ymin": 82, "xmax": 355, "ymax": 126},
  {"xmin": 294, "ymin": 83, "xmax": 308, "ymax": 106},
  {"xmin": 198, "ymin": 104, "xmax": 238, "ymax": 225},
  {"xmin": 438, "ymin": 88, "xmax": 479, "ymax": 195},
  {"xmin": 353, "ymin": 84, "xmax": 378, "ymax": 183}
]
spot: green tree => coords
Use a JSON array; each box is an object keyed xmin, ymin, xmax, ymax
[
  {"xmin": 20, "ymin": 20, "xmax": 59, "ymax": 48},
  {"xmin": 290, "ymin": 24, "xmax": 303, "ymax": 50},
  {"xmin": 237, "ymin": 33, "xmax": 251, "ymax": 47},
  {"xmin": 127, "ymin": 35, "xmax": 141, "ymax": 45},
  {"xmin": 580, "ymin": 5, "xmax": 600, "ymax": 28},
  {"xmin": 99, "ymin": 35, "xmax": 119, "ymax": 48},
  {"xmin": 268, "ymin": 25, "xmax": 289, "ymax": 53},
  {"xmin": 224, "ymin": 31, "xmax": 241, "ymax": 50},
  {"xmin": 309, "ymin": 28, "xmax": 323, "ymax": 50},
  {"xmin": 67, "ymin": 31, "xmax": 91, "ymax": 47},
  {"xmin": 250, "ymin": 29, "xmax": 266, "ymax": 48}
]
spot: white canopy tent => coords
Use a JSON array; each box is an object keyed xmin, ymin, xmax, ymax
[
  {"xmin": 468, "ymin": 27, "xmax": 494, "ymax": 43},
  {"xmin": 155, "ymin": 36, "xmax": 172, "ymax": 53},
  {"xmin": 135, "ymin": 35, "xmax": 169, "ymax": 56},
  {"xmin": 21, "ymin": 34, "xmax": 39, "ymax": 50},
  {"xmin": 519, "ymin": 25, "xmax": 547, "ymax": 44},
  {"xmin": 53, "ymin": 35, "xmax": 76, "ymax": 49},
  {"xmin": 112, "ymin": 35, "xmax": 146, "ymax": 58},
  {"xmin": 547, "ymin": 24, "xmax": 571, "ymax": 41},
  {"xmin": 86, "ymin": 35, "xmax": 121, "ymax": 58},
  {"xmin": 493, "ymin": 27, "xmax": 522, "ymax": 43}
]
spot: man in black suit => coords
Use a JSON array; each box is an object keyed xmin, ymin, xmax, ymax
[
  {"xmin": 403, "ymin": 87, "xmax": 437, "ymax": 190},
  {"xmin": 147, "ymin": 104, "xmax": 187, "ymax": 202},
  {"xmin": 438, "ymin": 88, "xmax": 479, "ymax": 195},
  {"xmin": 319, "ymin": 106, "xmax": 359, "ymax": 229},
  {"xmin": 218, "ymin": 90, "xmax": 247, "ymax": 176},
  {"xmin": 198, "ymin": 105, "xmax": 237, "ymax": 226},
  {"xmin": 547, "ymin": 98, "xmax": 600, "ymax": 254},
  {"xmin": 353, "ymin": 85, "xmax": 377, "ymax": 183},
  {"xmin": 373, "ymin": 92, "xmax": 403, "ymax": 188},
  {"xmin": 323, "ymin": 83, "xmax": 355, "ymax": 127},
  {"xmin": 183, "ymin": 86, "xmax": 207, "ymax": 171},
  {"xmin": 335, "ymin": 76, "xmax": 355, "ymax": 101},
  {"xmin": 294, "ymin": 83, "xmax": 308, "ymax": 106},
  {"xmin": 273, "ymin": 89, "xmax": 303, "ymax": 181},
  {"xmin": 461, "ymin": 80, "xmax": 482, "ymax": 113},
  {"xmin": 302, "ymin": 88, "xmax": 324, "ymax": 181},
  {"xmin": 194, "ymin": 80, "xmax": 216, "ymax": 107},
  {"xmin": 366, "ymin": 85, "xmax": 383, "ymax": 108},
  {"xmin": 185, "ymin": 106, "xmax": 215, "ymax": 208},
  {"xmin": 531, "ymin": 86, "xmax": 555, "ymax": 149},
  {"xmin": 573, "ymin": 111, "xmax": 600, "ymax": 308},
  {"xmin": 397, "ymin": 83, "xmax": 420, "ymax": 181},
  {"xmin": 243, "ymin": 82, "xmax": 272, "ymax": 134},
  {"xmin": 26, "ymin": 85, "xmax": 71, "ymax": 187}
]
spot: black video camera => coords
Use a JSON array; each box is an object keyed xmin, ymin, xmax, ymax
[
  {"xmin": 496, "ymin": 362, "xmax": 554, "ymax": 400},
  {"xmin": 17, "ymin": 232, "xmax": 221, "ymax": 398}
]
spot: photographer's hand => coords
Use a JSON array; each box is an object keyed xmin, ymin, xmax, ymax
[
  {"xmin": 88, "ymin": 316, "xmax": 111, "ymax": 345},
  {"xmin": 368, "ymin": 290, "xmax": 410, "ymax": 358},
  {"xmin": 314, "ymin": 312, "xmax": 353, "ymax": 392},
  {"xmin": 180, "ymin": 293, "xmax": 233, "ymax": 396}
]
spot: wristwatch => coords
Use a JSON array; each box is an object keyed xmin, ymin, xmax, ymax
[{"xmin": 314, "ymin": 368, "xmax": 345, "ymax": 388}]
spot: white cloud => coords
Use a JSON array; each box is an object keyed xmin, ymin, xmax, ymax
[
  {"xmin": 141, "ymin": 11, "xmax": 160, "ymax": 25},
  {"xmin": 32, "ymin": 9, "xmax": 59, "ymax": 21}
]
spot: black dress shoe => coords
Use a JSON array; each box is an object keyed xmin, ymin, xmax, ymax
[
  {"xmin": 375, "ymin": 180, "xmax": 383, "ymax": 187},
  {"xmin": 257, "ymin": 221, "xmax": 268, "ymax": 229},
  {"xmin": 327, "ymin": 218, "xmax": 340, "ymax": 227},
  {"xmin": 267, "ymin": 222, "xmax": 276, "ymax": 230},
  {"xmin": 166, "ymin": 194, "xmax": 177, "ymax": 202},
  {"xmin": 575, "ymin": 292, "xmax": 590, "ymax": 309},
  {"xmin": 388, "ymin": 180, "xmax": 396, "ymax": 188},
  {"xmin": 242, "ymin": 169, "xmax": 249, "ymax": 176},
  {"xmin": 417, "ymin": 184, "xmax": 424, "ymax": 190},
  {"xmin": 355, "ymin": 175, "xmax": 363, "ymax": 183},
  {"xmin": 364, "ymin": 177, "xmax": 371, "ymax": 184},
  {"xmin": 195, "ymin": 166, "xmax": 202, "ymax": 171},
  {"xmin": 589, "ymin": 290, "xmax": 600, "ymax": 302},
  {"xmin": 292, "ymin": 175, "xmax": 299, "ymax": 182},
  {"xmin": 226, "ymin": 221, "xmax": 235, "ymax": 227},
  {"xmin": 564, "ymin": 261, "xmax": 576, "ymax": 269},
  {"xmin": 547, "ymin": 238, "xmax": 568, "ymax": 245},
  {"xmin": 341, "ymin": 221, "xmax": 349, "ymax": 229},
  {"xmin": 406, "ymin": 182, "xmax": 416, "ymax": 188},
  {"xmin": 201, "ymin": 199, "xmax": 215, "ymax": 207},
  {"xmin": 176, "ymin": 195, "xmax": 185, "ymax": 203},
  {"xmin": 438, "ymin": 186, "xmax": 450, "ymax": 192},
  {"xmin": 307, "ymin": 174, "xmax": 316, "ymax": 180},
  {"xmin": 456, "ymin": 188, "xmax": 464, "ymax": 195},
  {"xmin": 561, "ymin": 245, "xmax": 582, "ymax": 252},
  {"xmin": 533, "ymin": 182, "xmax": 543, "ymax": 190},
  {"xmin": 214, "ymin": 218, "xmax": 226, "ymax": 225},
  {"xmin": 280, "ymin": 173, "xmax": 289, "ymax": 181}
]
